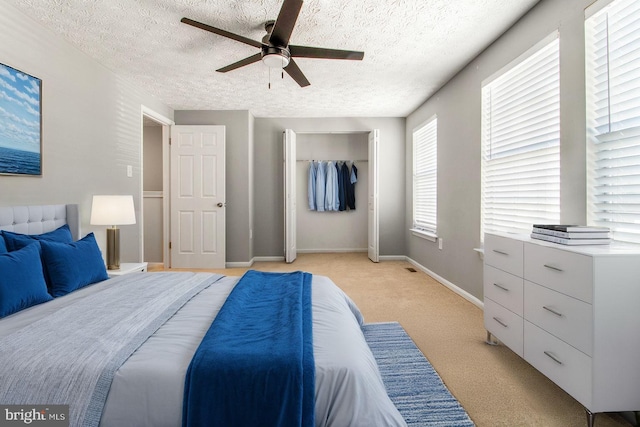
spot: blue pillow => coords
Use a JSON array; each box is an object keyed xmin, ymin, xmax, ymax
[
  {"xmin": 0, "ymin": 242, "xmax": 53, "ymax": 318},
  {"xmin": 2, "ymin": 224, "xmax": 73, "ymax": 252},
  {"xmin": 0, "ymin": 232, "xmax": 6, "ymax": 254},
  {"xmin": 40, "ymin": 233, "xmax": 109, "ymax": 297}
]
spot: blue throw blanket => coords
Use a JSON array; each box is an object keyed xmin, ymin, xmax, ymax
[{"xmin": 183, "ymin": 270, "xmax": 314, "ymax": 427}]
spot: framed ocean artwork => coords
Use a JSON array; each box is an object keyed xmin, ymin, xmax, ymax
[{"xmin": 0, "ymin": 62, "xmax": 42, "ymax": 176}]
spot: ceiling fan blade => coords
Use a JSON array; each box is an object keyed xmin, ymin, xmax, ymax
[
  {"xmin": 284, "ymin": 58, "xmax": 310, "ymax": 87},
  {"xmin": 289, "ymin": 45, "xmax": 364, "ymax": 60},
  {"xmin": 269, "ymin": 0, "xmax": 303, "ymax": 47},
  {"xmin": 181, "ymin": 17, "xmax": 262, "ymax": 49},
  {"xmin": 216, "ymin": 53, "xmax": 263, "ymax": 73}
]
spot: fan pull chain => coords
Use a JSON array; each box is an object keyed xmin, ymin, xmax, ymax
[{"xmin": 268, "ymin": 67, "xmax": 271, "ymax": 89}]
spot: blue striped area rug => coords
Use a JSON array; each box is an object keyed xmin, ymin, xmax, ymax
[{"xmin": 362, "ymin": 322, "xmax": 475, "ymax": 426}]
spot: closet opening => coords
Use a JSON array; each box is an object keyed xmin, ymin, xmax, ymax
[{"xmin": 284, "ymin": 129, "xmax": 379, "ymax": 263}]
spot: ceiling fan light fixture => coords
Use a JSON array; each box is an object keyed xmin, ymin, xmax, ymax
[
  {"xmin": 262, "ymin": 53, "xmax": 290, "ymax": 68},
  {"xmin": 261, "ymin": 45, "xmax": 291, "ymax": 69}
]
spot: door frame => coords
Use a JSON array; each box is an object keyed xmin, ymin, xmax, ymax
[
  {"xmin": 283, "ymin": 129, "xmax": 379, "ymax": 262},
  {"xmin": 284, "ymin": 130, "xmax": 297, "ymax": 263},
  {"xmin": 368, "ymin": 129, "xmax": 379, "ymax": 262},
  {"xmin": 141, "ymin": 106, "xmax": 174, "ymax": 268}
]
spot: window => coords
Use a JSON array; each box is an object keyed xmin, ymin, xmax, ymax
[
  {"xmin": 481, "ymin": 35, "xmax": 560, "ymax": 237},
  {"xmin": 586, "ymin": 0, "xmax": 640, "ymax": 244},
  {"xmin": 412, "ymin": 117, "xmax": 437, "ymax": 236}
]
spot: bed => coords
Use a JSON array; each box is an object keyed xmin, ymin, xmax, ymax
[{"xmin": 0, "ymin": 204, "xmax": 407, "ymax": 427}]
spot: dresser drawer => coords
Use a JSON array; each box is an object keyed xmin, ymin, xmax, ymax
[
  {"xmin": 524, "ymin": 281, "xmax": 593, "ymax": 356},
  {"xmin": 524, "ymin": 243, "xmax": 593, "ymax": 303},
  {"xmin": 524, "ymin": 321, "xmax": 592, "ymax": 408},
  {"xmin": 484, "ymin": 265, "xmax": 524, "ymax": 315},
  {"xmin": 484, "ymin": 234, "xmax": 524, "ymax": 276},
  {"xmin": 484, "ymin": 298, "xmax": 523, "ymax": 357}
]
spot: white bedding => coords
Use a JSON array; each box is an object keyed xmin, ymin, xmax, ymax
[{"xmin": 0, "ymin": 273, "xmax": 406, "ymax": 427}]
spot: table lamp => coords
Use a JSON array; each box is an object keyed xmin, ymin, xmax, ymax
[{"xmin": 90, "ymin": 195, "xmax": 136, "ymax": 270}]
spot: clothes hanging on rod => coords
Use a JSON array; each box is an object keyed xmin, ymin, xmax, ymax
[
  {"xmin": 325, "ymin": 161, "xmax": 339, "ymax": 211},
  {"xmin": 307, "ymin": 160, "xmax": 317, "ymax": 211},
  {"xmin": 338, "ymin": 161, "xmax": 349, "ymax": 211},
  {"xmin": 315, "ymin": 161, "xmax": 326, "ymax": 212},
  {"xmin": 307, "ymin": 161, "xmax": 358, "ymax": 212},
  {"xmin": 347, "ymin": 163, "xmax": 357, "ymax": 210}
]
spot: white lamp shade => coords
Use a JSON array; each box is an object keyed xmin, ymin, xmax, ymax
[{"xmin": 90, "ymin": 195, "xmax": 136, "ymax": 226}]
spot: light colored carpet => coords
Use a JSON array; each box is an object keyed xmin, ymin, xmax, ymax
[{"xmin": 155, "ymin": 252, "xmax": 634, "ymax": 427}]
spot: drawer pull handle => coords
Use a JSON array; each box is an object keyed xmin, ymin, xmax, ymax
[
  {"xmin": 543, "ymin": 306, "xmax": 563, "ymax": 317},
  {"xmin": 544, "ymin": 351, "xmax": 563, "ymax": 365},
  {"xmin": 493, "ymin": 283, "xmax": 509, "ymax": 292},
  {"xmin": 493, "ymin": 249, "xmax": 509, "ymax": 256},
  {"xmin": 493, "ymin": 317, "xmax": 508, "ymax": 328},
  {"xmin": 543, "ymin": 264, "xmax": 563, "ymax": 272}
]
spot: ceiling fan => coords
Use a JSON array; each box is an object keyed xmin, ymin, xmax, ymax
[{"xmin": 181, "ymin": 0, "xmax": 364, "ymax": 87}]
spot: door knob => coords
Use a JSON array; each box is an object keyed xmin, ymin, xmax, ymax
[{"xmin": 217, "ymin": 202, "xmax": 225, "ymax": 207}]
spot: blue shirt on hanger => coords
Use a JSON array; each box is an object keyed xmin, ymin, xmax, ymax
[{"xmin": 308, "ymin": 161, "xmax": 317, "ymax": 210}]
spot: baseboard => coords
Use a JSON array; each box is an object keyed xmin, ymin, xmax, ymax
[
  {"xmin": 225, "ymin": 260, "xmax": 254, "ymax": 268},
  {"xmin": 253, "ymin": 256, "xmax": 285, "ymax": 262},
  {"xmin": 406, "ymin": 257, "xmax": 484, "ymax": 309},
  {"xmin": 225, "ymin": 256, "xmax": 287, "ymax": 268},
  {"xmin": 146, "ymin": 262, "xmax": 164, "ymax": 268},
  {"xmin": 379, "ymin": 255, "xmax": 408, "ymax": 261},
  {"xmin": 297, "ymin": 248, "xmax": 367, "ymax": 253}
]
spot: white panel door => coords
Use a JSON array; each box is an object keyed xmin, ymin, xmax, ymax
[
  {"xmin": 368, "ymin": 129, "xmax": 379, "ymax": 262},
  {"xmin": 284, "ymin": 129, "xmax": 297, "ymax": 263},
  {"xmin": 170, "ymin": 125, "xmax": 225, "ymax": 268}
]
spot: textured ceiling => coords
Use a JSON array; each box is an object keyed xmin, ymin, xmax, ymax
[{"xmin": 9, "ymin": 0, "xmax": 540, "ymax": 118}]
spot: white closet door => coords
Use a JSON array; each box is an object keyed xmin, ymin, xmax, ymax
[
  {"xmin": 284, "ymin": 129, "xmax": 297, "ymax": 263},
  {"xmin": 368, "ymin": 129, "xmax": 379, "ymax": 262}
]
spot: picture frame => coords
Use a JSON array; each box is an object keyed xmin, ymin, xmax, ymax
[{"xmin": 0, "ymin": 62, "xmax": 42, "ymax": 176}]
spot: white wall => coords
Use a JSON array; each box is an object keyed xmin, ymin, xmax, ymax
[
  {"xmin": 0, "ymin": 3, "xmax": 173, "ymax": 263},
  {"xmin": 406, "ymin": 0, "xmax": 592, "ymax": 300},
  {"xmin": 296, "ymin": 133, "xmax": 368, "ymax": 252}
]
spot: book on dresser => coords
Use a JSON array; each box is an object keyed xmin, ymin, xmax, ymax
[
  {"xmin": 530, "ymin": 233, "xmax": 611, "ymax": 245},
  {"xmin": 531, "ymin": 224, "xmax": 610, "ymax": 245},
  {"xmin": 532, "ymin": 224, "xmax": 610, "ymax": 233}
]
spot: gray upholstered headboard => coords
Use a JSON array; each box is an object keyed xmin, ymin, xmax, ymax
[{"xmin": 0, "ymin": 204, "xmax": 80, "ymax": 241}]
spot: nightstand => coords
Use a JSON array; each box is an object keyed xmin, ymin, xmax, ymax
[{"xmin": 107, "ymin": 262, "xmax": 148, "ymax": 277}]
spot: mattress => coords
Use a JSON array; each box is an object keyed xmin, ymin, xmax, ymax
[{"xmin": 0, "ymin": 272, "xmax": 406, "ymax": 427}]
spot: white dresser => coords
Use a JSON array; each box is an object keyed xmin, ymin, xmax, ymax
[{"xmin": 483, "ymin": 233, "xmax": 640, "ymax": 426}]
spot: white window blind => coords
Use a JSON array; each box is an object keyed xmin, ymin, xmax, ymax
[
  {"xmin": 586, "ymin": 0, "xmax": 640, "ymax": 244},
  {"xmin": 413, "ymin": 117, "xmax": 437, "ymax": 234},
  {"xmin": 481, "ymin": 36, "xmax": 560, "ymax": 237}
]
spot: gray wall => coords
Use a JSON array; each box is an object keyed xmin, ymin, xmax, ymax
[
  {"xmin": 0, "ymin": 2, "xmax": 173, "ymax": 263},
  {"xmin": 254, "ymin": 117, "xmax": 406, "ymax": 258},
  {"xmin": 143, "ymin": 126, "xmax": 163, "ymax": 191},
  {"xmin": 143, "ymin": 125, "xmax": 163, "ymax": 263},
  {"xmin": 296, "ymin": 133, "xmax": 368, "ymax": 252},
  {"xmin": 174, "ymin": 110, "xmax": 254, "ymax": 263},
  {"xmin": 405, "ymin": 0, "xmax": 591, "ymax": 300}
]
